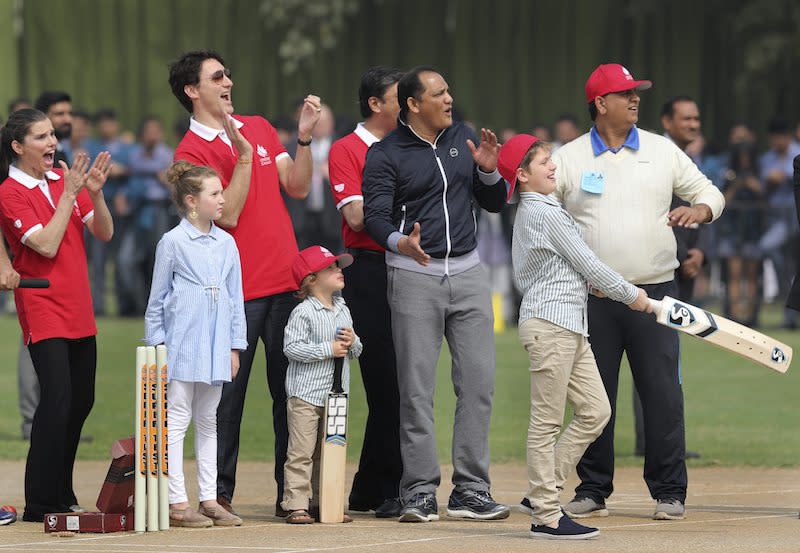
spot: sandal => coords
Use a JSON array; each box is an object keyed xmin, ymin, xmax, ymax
[
  {"xmin": 169, "ymin": 506, "xmax": 213, "ymax": 528},
  {"xmin": 286, "ymin": 509, "xmax": 314, "ymax": 524}
]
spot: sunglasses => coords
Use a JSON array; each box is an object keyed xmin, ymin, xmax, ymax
[{"xmin": 209, "ymin": 68, "xmax": 232, "ymax": 83}]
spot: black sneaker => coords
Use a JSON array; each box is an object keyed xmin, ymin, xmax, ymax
[
  {"xmin": 398, "ymin": 493, "xmax": 439, "ymax": 522},
  {"xmin": 446, "ymin": 489, "xmax": 510, "ymax": 520},
  {"xmin": 375, "ymin": 497, "xmax": 403, "ymax": 518},
  {"xmin": 530, "ymin": 515, "xmax": 599, "ymax": 540}
]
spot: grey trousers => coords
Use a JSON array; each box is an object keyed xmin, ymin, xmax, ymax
[
  {"xmin": 387, "ymin": 264, "xmax": 496, "ymax": 500},
  {"xmin": 18, "ymin": 339, "xmax": 38, "ymax": 439}
]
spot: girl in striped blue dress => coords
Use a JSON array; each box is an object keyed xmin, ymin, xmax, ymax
[{"xmin": 144, "ymin": 161, "xmax": 246, "ymax": 528}]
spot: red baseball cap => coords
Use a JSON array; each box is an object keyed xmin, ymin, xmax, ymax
[
  {"xmin": 498, "ymin": 134, "xmax": 540, "ymax": 201},
  {"xmin": 292, "ymin": 246, "xmax": 353, "ymax": 289},
  {"xmin": 584, "ymin": 64, "xmax": 652, "ymax": 104}
]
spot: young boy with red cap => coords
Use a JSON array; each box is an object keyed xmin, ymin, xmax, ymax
[
  {"xmin": 281, "ymin": 246, "xmax": 363, "ymax": 524},
  {"xmin": 498, "ymin": 135, "xmax": 651, "ymax": 540}
]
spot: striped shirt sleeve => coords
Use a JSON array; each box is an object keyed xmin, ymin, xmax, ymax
[
  {"xmin": 284, "ymin": 306, "xmax": 335, "ymax": 363},
  {"xmin": 226, "ymin": 242, "xmax": 248, "ymax": 351},
  {"xmin": 143, "ymin": 235, "xmax": 175, "ymax": 345},
  {"xmin": 543, "ymin": 209, "xmax": 638, "ymax": 305}
]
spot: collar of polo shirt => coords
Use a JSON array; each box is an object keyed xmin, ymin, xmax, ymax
[
  {"xmin": 8, "ymin": 165, "xmax": 61, "ymax": 188},
  {"xmin": 189, "ymin": 116, "xmax": 244, "ymax": 143},
  {"xmin": 590, "ymin": 125, "xmax": 640, "ymax": 156},
  {"xmin": 354, "ymin": 122, "xmax": 380, "ymax": 147}
]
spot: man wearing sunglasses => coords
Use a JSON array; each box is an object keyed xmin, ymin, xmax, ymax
[
  {"xmin": 552, "ymin": 64, "xmax": 724, "ymax": 522},
  {"xmin": 168, "ymin": 50, "xmax": 322, "ymax": 518}
]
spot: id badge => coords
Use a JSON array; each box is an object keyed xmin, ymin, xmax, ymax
[{"xmin": 580, "ymin": 171, "xmax": 605, "ymax": 194}]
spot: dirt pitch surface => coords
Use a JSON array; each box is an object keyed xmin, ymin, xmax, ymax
[{"xmin": 0, "ymin": 460, "xmax": 797, "ymax": 553}]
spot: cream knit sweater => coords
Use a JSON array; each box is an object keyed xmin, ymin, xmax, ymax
[{"xmin": 552, "ymin": 128, "xmax": 725, "ymax": 284}]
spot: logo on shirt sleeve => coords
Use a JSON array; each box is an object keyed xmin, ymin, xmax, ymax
[
  {"xmin": 334, "ymin": 183, "xmax": 345, "ymax": 193},
  {"xmin": 14, "ymin": 219, "xmax": 22, "ymax": 229},
  {"xmin": 257, "ymin": 144, "xmax": 272, "ymax": 166}
]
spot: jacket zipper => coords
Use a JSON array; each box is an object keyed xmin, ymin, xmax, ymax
[
  {"xmin": 434, "ymin": 154, "xmax": 452, "ymax": 275},
  {"xmin": 399, "ymin": 204, "xmax": 407, "ymax": 233},
  {"xmin": 402, "ymin": 122, "xmax": 451, "ymax": 275}
]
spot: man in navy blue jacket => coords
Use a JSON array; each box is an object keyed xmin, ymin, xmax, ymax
[{"xmin": 363, "ymin": 66, "xmax": 510, "ymax": 523}]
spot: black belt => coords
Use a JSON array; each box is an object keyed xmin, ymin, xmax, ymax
[{"xmin": 346, "ymin": 247, "xmax": 384, "ymax": 259}]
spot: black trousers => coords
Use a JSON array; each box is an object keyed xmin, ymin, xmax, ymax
[
  {"xmin": 216, "ymin": 292, "xmax": 299, "ymax": 504},
  {"xmin": 24, "ymin": 336, "xmax": 96, "ymax": 520},
  {"xmin": 342, "ymin": 252, "xmax": 402, "ymax": 505},
  {"xmin": 576, "ymin": 281, "xmax": 687, "ymax": 502}
]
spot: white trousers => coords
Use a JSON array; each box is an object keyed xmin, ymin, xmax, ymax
[{"xmin": 168, "ymin": 380, "xmax": 223, "ymax": 504}]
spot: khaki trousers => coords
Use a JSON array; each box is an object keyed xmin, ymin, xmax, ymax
[
  {"xmin": 519, "ymin": 318, "xmax": 611, "ymax": 525},
  {"xmin": 281, "ymin": 397, "xmax": 324, "ymax": 511}
]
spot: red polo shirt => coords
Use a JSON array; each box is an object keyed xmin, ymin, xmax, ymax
[
  {"xmin": 175, "ymin": 115, "xmax": 298, "ymax": 300},
  {"xmin": 328, "ymin": 123, "xmax": 384, "ymax": 252},
  {"xmin": 0, "ymin": 167, "xmax": 97, "ymax": 343}
]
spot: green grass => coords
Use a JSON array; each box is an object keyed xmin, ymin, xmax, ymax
[{"xmin": 0, "ymin": 304, "xmax": 798, "ymax": 466}]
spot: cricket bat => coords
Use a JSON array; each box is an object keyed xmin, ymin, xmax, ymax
[
  {"xmin": 649, "ymin": 296, "xmax": 792, "ymax": 373},
  {"xmin": 318, "ymin": 356, "xmax": 348, "ymax": 523}
]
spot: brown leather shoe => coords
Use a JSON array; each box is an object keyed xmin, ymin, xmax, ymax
[
  {"xmin": 199, "ymin": 504, "xmax": 243, "ymax": 527},
  {"xmin": 169, "ymin": 506, "xmax": 213, "ymax": 528},
  {"xmin": 218, "ymin": 496, "xmax": 238, "ymax": 516}
]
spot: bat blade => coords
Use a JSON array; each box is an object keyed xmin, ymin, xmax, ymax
[
  {"xmin": 319, "ymin": 354, "xmax": 348, "ymax": 523},
  {"xmin": 318, "ymin": 390, "xmax": 348, "ymax": 523},
  {"xmin": 650, "ymin": 296, "xmax": 792, "ymax": 373}
]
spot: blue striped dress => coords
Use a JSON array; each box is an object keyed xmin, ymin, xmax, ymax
[{"xmin": 144, "ymin": 218, "xmax": 247, "ymax": 385}]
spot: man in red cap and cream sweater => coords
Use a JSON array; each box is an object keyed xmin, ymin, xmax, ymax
[{"xmin": 552, "ymin": 64, "xmax": 724, "ymax": 521}]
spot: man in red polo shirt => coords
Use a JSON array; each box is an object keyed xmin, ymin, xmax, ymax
[
  {"xmin": 328, "ymin": 67, "xmax": 404, "ymax": 518},
  {"xmin": 168, "ymin": 50, "xmax": 322, "ymax": 516}
]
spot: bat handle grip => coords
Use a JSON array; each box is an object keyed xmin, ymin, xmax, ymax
[
  {"xmin": 332, "ymin": 357, "xmax": 344, "ymax": 394},
  {"xmin": 647, "ymin": 298, "xmax": 661, "ymax": 315},
  {"xmin": 19, "ymin": 278, "xmax": 50, "ymax": 288}
]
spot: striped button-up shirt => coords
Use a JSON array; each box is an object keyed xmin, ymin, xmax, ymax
[
  {"xmin": 144, "ymin": 218, "xmax": 248, "ymax": 385},
  {"xmin": 284, "ymin": 295, "xmax": 363, "ymax": 406},
  {"xmin": 512, "ymin": 191, "xmax": 638, "ymax": 335}
]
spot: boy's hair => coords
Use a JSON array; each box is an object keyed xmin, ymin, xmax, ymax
[
  {"xmin": 295, "ymin": 273, "xmax": 318, "ymax": 300},
  {"xmin": 168, "ymin": 50, "xmax": 226, "ymax": 113},
  {"xmin": 518, "ymin": 140, "xmax": 553, "ymax": 172},
  {"xmin": 166, "ymin": 160, "xmax": 219, "ymax": 213}
]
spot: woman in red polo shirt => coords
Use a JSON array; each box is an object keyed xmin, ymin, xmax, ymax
[{"xmin": 0, "ymin": 108, "xmax": 113, "ymax": 522}]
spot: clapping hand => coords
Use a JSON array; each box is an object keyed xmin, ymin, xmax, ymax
[
  {"xmin": 85, "ymin": 152, "xmax": 113, "ymax": 195},
  {"xmin": 59, "ymin": 152, "xmax": 90, "ymax": 197},
  {"xmin": 221, "ymin": 108, "xmax": 253, "ymax": 160},
  {"xmin": 467, "ymin": 128, "xmax": 500, "ymax": 173}
]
